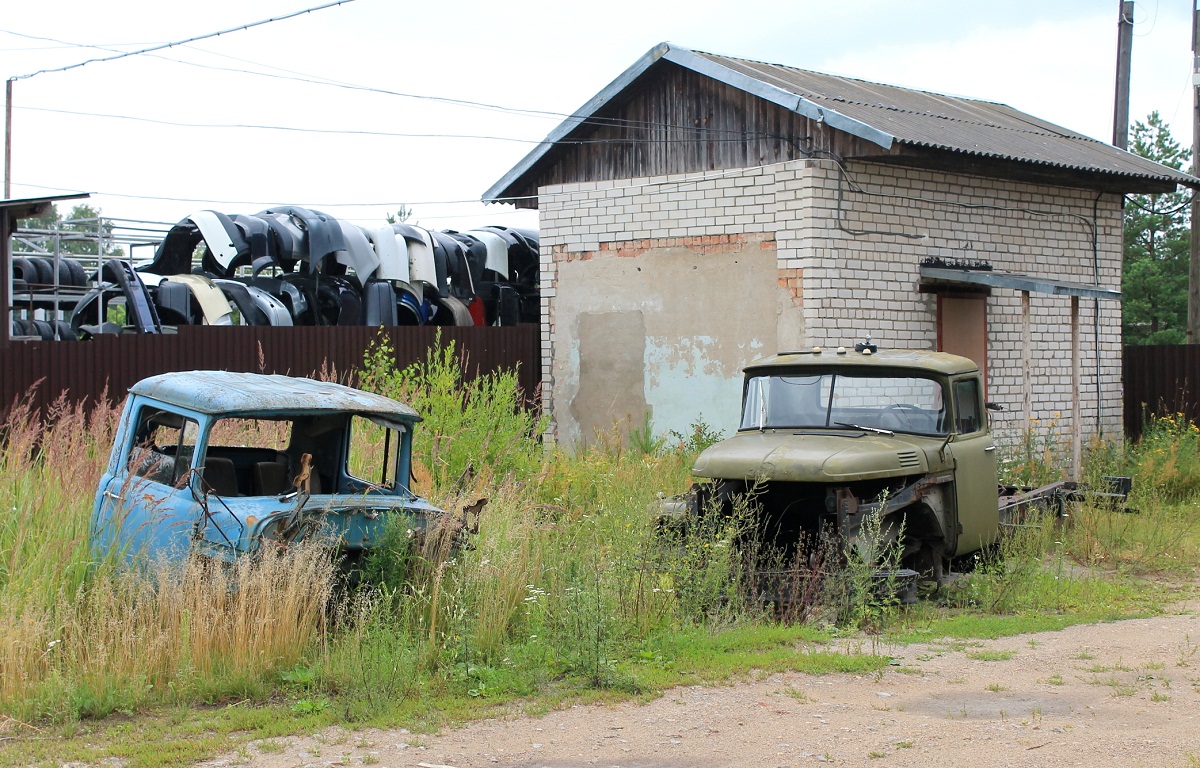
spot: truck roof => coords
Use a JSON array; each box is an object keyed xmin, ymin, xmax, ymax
[
  {"xmin": 128, "ymin": 370, "xmax": 421, "ymax": 421},
  {"xmin": 745, "ymin": 348, "xmax": 979, "ymax": 376}
]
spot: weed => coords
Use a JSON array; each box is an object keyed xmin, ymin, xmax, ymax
[
  {"xmin": 967, "ymin": 650, "xmax": 1016, "ymax": 662},
  {"xmin": 290, "ymin": 698, "xmax": 330, "ymax": 715},
  {"xmin": 358, "ymin": 333, "xmax": 547, "ymax": 495},
  {"xmin": 984, "ymin": 682, "xmax": 1007, "ymax": 692},
  {"xmin": 628, "ymin": 412, "xmax": 667, "ymax": 456},
  {"xmin": 784, "ymin": 688, "xmax": 811, "ymax": 703},
  {"xmin": 1046, "ymin": 674, "xmax": 1064, "ymax": 686},
  {"xmin": 821, "ymin": 503, "xmax": 906, "ymax": 632},
  {"xmin": 668, "ymin": 418, "xmax": 723, "ymax": 454},
  {"xmin": 1000, "ymin": 415, "xmax": 1069, "ymax": 487},
  {"xmin": 1179, "ymin": 635, "xmax": 1197, "ymax": 668}
]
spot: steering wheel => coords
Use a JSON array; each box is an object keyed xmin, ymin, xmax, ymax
[{"xmin": 881, "ymin": 403, "xmax": 921, "ymax": 431}]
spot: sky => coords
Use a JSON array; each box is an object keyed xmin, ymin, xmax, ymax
[{"xmin": 0, "ymin": 0, "xmax": 1193, "ymax": 237}]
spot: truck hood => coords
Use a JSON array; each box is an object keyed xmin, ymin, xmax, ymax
[{"xmin": 692, "ymin": 429, "xmax": 938, "ymax": 483}]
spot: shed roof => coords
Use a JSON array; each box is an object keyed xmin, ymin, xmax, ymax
[
  {"xmin": 485, "ymin": 43, "xmax": 1199, "ymax": 202},
  {"xmin": 0, "ymin": 193, "xmax": 90, "ymax": 221}
]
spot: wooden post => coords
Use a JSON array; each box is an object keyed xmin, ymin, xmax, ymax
[
  {"xmin": 1188, "ymin": 2, "xmax": 1200, "ymax": 343},
  {"xmin": 1022, "ymin": 291, "xmax": 1032, "ymax": 422},
  {"xmin": 1071, "ymin": 297, "xmax": 1082, "ymax": 481},
  {"xmin": 1113, "ymin": 0, "xmax": 1135, "ymax": 150}
]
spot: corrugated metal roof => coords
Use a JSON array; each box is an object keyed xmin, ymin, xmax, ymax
[
  {"xmin": 484, "ymin": 43, "xmax": 1198, "ymax": 201},
  {"xmin": 692, "ymin": 50, "xmax": 1197, "ymax": 187}
]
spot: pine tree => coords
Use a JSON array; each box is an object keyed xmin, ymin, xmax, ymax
[{"xmin": 1122, "ymin": 112, "xmax": 1192, "ymax": 345}]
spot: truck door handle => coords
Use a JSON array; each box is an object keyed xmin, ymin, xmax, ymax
[
  {"xmin": 984, "ymin": 445, "xmax": 996, "ymax": 452},
  {"xmin": 104, "ymin": 490, "xmax": 125, "ymax": 501}
]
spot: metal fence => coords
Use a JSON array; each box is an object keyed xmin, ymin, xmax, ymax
[
  {"xmin": 0, "ymin": 324, "xmax": 540, "ymax": 419},
  {"xmin": 1123, "ymin": 344, "xmax": 1200, "ymax": 440}
]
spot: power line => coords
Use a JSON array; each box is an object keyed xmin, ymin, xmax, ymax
[
  {"xmin": 0, "ymin": 29, "xmax": 164, "ymax": 50},
  {"xmin": 9, "ymin": 0, "xmax": 357, "ymax": 81},
  {"xmin": 4, "ymin": 0, "xmax": 359, "ymax": 197},
  {"xmin": 15, "ymin": 104, "xmax": 790, "ymax": 145},
  {"xmin": 3, "ymin": 26, "xmax": 774, "ymax": 145},
  {"xmin": 12, "ymin": 180, "xmax": 536, "ymax": 207},
  {"xmin": 16, "ymin": 106, "xmax": 545, "ymax": 143},
  {"xmin": 10, "ymin": 30, "xmax": 762, "ymax": 139}
]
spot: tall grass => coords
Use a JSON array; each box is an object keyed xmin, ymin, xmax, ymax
[
  {"xmin": 0, "ymin": 393, "xmax": 337, "ymax": 722},
  {"xmin": 4, "ymin": 346, "xmax": 1200, "ymax": 727}
]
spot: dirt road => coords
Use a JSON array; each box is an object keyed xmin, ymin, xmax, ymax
[{"xmin": 208, "ymin": 608, "xmax": 1200, "ymax": 768}]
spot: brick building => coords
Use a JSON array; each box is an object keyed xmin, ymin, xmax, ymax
[{"xmin": 485, "ymin": 43, "xmax": 1199, "ymax": 449}]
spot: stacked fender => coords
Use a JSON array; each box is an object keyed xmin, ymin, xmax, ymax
[{"xmin": 116, "ymin": 208, "xmax": 541, "ymax": 330}]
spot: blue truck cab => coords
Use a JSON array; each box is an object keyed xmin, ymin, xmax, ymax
[{"xmin": 93, "ymin": 370, "xmax": 442, "ymax": 566}]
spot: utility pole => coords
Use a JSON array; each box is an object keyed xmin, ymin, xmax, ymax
[
  {"xmin": 1189, "ymin": 1, "xmax": 1200, "ymax": 343},
  {"xmin": 4, "ymin": 79, "xmax": 11, "ymax": 199},
  {"xmin": 1113, "ymin": 1, "xmax": 1134, "ymax": 150}
]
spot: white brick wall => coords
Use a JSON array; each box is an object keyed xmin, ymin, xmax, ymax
[{"xmin": 538, "ymin": 157, "xmax": 1124, "ymax": 447}]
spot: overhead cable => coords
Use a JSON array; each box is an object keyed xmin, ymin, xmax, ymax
[
  {"xmin": 9, "ymin": 0, "xmax": 357, "ymax": 81},
  {"xmin": 15, "ymin": 104, "xmax": 789, "ymax": 145}
]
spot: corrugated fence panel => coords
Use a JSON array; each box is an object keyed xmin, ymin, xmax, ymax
[
  {"xmin": 1123, "ymin": 345, "xmax": 1200, "ymax": 441},
  {"xmin": 0, "ymin": 325, "xmax": 539, "ymax": 419}
]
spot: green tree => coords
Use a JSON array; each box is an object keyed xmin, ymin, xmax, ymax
[
  {"xmin": 20, "ymin": 203, "xmax": 123, "ymax": 257},
  {"xmin": 384, "ymin": 204, "xmax": 413, "ymax": 225},
  {"xmin": 1122, "ymin": 111, "xmax": 1192, "ymax": 345}
]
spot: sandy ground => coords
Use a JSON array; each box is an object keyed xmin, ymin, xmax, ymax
[{"xmin": 204, "ymin": 608, "xmax": 1200, "ymax": 768}]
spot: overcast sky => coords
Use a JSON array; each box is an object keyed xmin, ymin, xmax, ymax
[{"xmin": 0, "ymin": 0, "xmax": 1192, "ymax": 234}]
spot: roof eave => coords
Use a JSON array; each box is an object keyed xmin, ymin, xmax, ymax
[
  {"xmin": 483, "ymin": 42, "xmax": 674, "ymax": 203},
  {"xmin": 1, "ymin": 192, "xmax": 90, "ymax": 222}
]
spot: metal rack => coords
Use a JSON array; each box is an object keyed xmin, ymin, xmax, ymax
[{"xmin": 9, "ymin": 216, "xmax": 170, "ymax": 339}]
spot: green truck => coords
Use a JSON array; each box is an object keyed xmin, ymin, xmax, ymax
[{"xmin": 684, "ymin": 343, "xmax": 1089, "ymax": 586}]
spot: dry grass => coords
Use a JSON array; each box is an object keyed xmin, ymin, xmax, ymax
[{"xmin": 0, "ymin": 392, "xmax": 338, "ymax": 721}]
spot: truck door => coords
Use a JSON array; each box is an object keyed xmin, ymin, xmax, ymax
[
  {"xmin": 945, "ymin": 376, "xmax": 999, "ymax": 555},
  {"xmin": 94, "ymin": 406, "xmax": 204, "ymax": 561}
]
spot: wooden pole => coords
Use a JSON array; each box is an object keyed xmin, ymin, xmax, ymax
[
  {"xmin": 1113, "ymin": 0, "xmax": 1135, "ymax": 149},
  {"xmin": 1022, "ymin": 292, "xmax": 1032, "ymax": 413},
  {"xmin": 4, "ymin": 79, "xmax": 11, "ymax": 200},
  {"xmin": 1188, "ymin": 2, "xmax": 1200, "ymax": 343},
  {"xmin": 1071, "ymin": 297, "xmax": 1082, "ymax": 481}
]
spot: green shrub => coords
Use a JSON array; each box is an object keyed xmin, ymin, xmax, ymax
[{"xmin": 359, "ymin": 333, "xmax": 548, "ymax": 494}]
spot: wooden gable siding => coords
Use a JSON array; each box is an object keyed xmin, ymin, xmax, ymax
[{"xmin": 510, "ymin": 61, "xmax": 894, "ymax": 208}]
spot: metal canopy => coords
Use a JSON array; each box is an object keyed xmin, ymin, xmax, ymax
[
  {"xmin": 919, "ymin": 266, "xmax": 1122, "ymax": 301},
  {"xmin": 2, "ymin": 193, "xmax": 91, "ymax": 347}
]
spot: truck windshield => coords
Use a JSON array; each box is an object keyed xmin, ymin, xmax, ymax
[{"xmin": 739, "ymin": 372, "xmax": 948, "ymax": 435}]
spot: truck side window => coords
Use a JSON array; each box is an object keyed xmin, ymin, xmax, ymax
[
  {"xmin": 128, "ymin": 407, "xmax": 199, "ymax": 487},
  {"xmin": 953, "ymin": 379, "xmax": 982, "ymax": 434}
]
